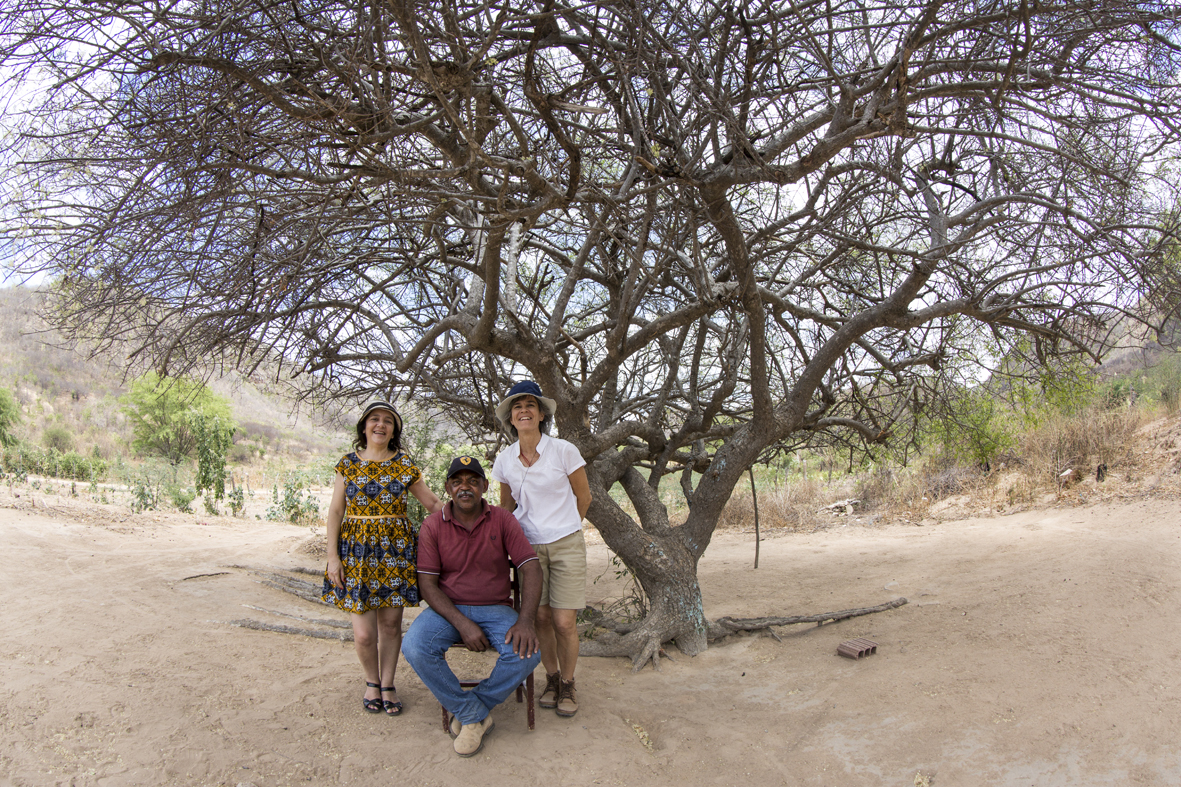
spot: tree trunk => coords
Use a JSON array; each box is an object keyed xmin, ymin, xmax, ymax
[{"xmin": 579, "ymin": 522, "xmax": 708, "ymax": 670}]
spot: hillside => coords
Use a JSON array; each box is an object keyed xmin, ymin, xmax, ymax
[{"xmin": 0, "ymin": 285, "xmax": 352, "ymax": 471}]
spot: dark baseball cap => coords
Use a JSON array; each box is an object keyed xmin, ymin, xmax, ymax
[{"xmin": 446, "ymin": 455, "xmax": 486, "ymax": 480}]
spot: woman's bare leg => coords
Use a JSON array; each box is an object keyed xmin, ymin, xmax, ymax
[
  {"xmin": 351, "ymin": 611, "xmax": 381, "ymax": 704},
  {"xmin": 376, "ymin": 606, "xmax": 405, "ymax": 706}
]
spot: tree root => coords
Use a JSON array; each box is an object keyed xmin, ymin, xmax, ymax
[
  {"xmin": 229, "ymin": 563, "xmax": 908, "ymax": 666},
  {"xmin": 580, "ymin": 630, "xmax": 672, "ymax": 671},
  {"xmin": 221, "ymin": 565, "xmax": 348, "ymax": 640},
  {"xmin": 577, "ymin": 606, "xmax": 637, "ymax": 636},
  {"xmin": 580, "ymin": 597, "xmax": 909, "ymax": 669}
]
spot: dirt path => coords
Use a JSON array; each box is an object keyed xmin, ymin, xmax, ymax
[{"xmin": 1, "ymin": 491, "xmax": 1179, "ymax": 786}]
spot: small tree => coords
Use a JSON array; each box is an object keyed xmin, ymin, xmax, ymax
[{"xmin": 120, "ymin": 372, "xmax": 235, "ymax": 466}]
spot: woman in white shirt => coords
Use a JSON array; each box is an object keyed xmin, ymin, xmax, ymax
[{"xmin": 490, "ymin": 381, "xmax": 592, "ymax": 718}]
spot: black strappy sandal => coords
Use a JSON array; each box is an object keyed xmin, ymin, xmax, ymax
[
  {"xmin": 381, "ymin": 685, "xmax": 403, "ymax": 716},
  {"xmin": 362, "ymin": 681, "xmax": 383, "ymax": 714}
]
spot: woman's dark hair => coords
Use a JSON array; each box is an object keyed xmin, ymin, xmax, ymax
[
  {"xmin": 354, "ymin": 412, "xmax": 402, "ymax": 453},
  {"xmin": 506, "ymin": 398, "xmax": 551, "ymax": 440}
]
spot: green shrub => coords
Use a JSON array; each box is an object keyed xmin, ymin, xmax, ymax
[
  {"xmin": 130, "ymin": 478, "xmax": 158, "ymax": 512},
  {"xmin": 168, "ymin": 486, "xmax": 195, "ymax": 513},
  {"xmin": 0, "ymin": 388, "xmax": 20, "ymax": 447},
  {"xmin": 1146, "ymin": 352, "xmax": 1181, "ymax": 414},
  {"xmin": 400, "ymin": 418, "xmax": 480, "ymax": 523},
  {"xmin": 267, "ymin": 477, "xmax": 320, "ymax": 525},
  {"xmin": 42, "ymin": 424, "xmax": 75, "ymax": 453},
  {"xmin": 227, "ymin": 485, "xmax": 246, "ymax": 516},
  {"xmin": 920, "ymin": 387, "xmax": 1016, "ymax": 466},
  {"xmin": 193, "ymin": 413, "xmax": 234, "ymax": 500},
  {"xmin": 1011, "ymin": 358, "xmax": 1098, "ymax": 427},
  {"xmin": 1, "ymin": 444, "xmax": 108, "ymax": 481}
]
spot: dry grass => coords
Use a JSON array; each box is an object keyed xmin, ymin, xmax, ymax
[
  {"xmin": 714, "ymin": 406, "xmax": 1172, "ymax": 530},
  {"xmin": 716, "ymin": 475, "xmax": 850, "ymax": 531},
  {"xmin": 1018, "ymin": 407, "xmax": 1147, "ymax": 483}
]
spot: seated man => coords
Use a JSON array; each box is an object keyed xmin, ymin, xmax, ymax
[{"xmin": 403, "ymin": 455, "xmax": 542, "ymax": 757}]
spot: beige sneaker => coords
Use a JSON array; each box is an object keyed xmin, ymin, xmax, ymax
[
  {"xmin": 453, "ymin": 715, "xmax": 494, "ymax": 757},
  {"xmin": 556, "ymin": 678, "xmax": 578, "ymax": 717},
  {"xmin": 448, "ymin": 714, "xmax": 461, "ymax": 739},
  {"xmin": 538, "ymin": 671, "xmax": 561, "ymax": 709}
]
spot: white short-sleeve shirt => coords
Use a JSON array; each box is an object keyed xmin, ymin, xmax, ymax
[{"xmin": 490, "ymin": 433, "xmax": 586, "ymax": 545}]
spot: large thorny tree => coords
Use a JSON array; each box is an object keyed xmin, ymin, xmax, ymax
[{"xmin": 3, "ymin": 0, "xmax": 1179, "ymax": 667}]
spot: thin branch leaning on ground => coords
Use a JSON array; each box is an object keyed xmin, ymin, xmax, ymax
[
  {"xmin": 573, "ymin": 598, "xmax": 908, "ymax": 644},
  {"xmin": 707, "ymin": 597, "xmax": 909, "ymax": 640}
]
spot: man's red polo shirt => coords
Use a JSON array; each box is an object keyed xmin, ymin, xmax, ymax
[{"xmin": 416, "ymin": 500, "xmax": 538, "ymax": 606}]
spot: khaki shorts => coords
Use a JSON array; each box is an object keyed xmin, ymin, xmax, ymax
[{"xmin": 533, "ymin": 529, "xmax": 587, "ymax": 610}]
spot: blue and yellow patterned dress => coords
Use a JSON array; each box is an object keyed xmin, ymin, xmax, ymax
[{"xmin": 321, "ymin": 451, "xmax": 422, "ymax": 612}]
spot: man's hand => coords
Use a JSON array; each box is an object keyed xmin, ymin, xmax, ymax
[
  {"xmin": 457, "ymin": 618, "xmax": 491, "ymax": 652},
  {"xmin": 504, "ymin": 618, "xmax": 539, "ymax": 659}
]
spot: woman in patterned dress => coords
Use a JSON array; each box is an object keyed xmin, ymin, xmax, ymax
[{"xmin": 323, "ymin": 401, "xmax": 442, "ymax": 716}]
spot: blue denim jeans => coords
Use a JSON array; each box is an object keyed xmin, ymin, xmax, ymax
[{"xmin": 402, "ymin": 605, "xmax": 541, "ymax": 725}]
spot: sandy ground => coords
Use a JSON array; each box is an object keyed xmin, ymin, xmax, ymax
[{"xmin": 1, "ymin": 486, "xmax": 1180, "ymax": 787}]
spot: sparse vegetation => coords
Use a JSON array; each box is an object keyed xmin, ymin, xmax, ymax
[
  {"xmin": 266, "ymin": 477, "xmax": 321, "ymax": 526},
  {"xmin": 0, "ymin": 286, "xmax": 351, "ymax": 514},
  {"xmin": 0, "ymin": 286, "xmax": 1177, "ymax": 530},
  {"xmin": 708, "ymin": 351, "xmax": 1181, "ymax": 532}
]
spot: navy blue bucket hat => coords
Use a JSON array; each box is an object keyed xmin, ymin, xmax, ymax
[{"xmin": 494, "ymin": 380, "xmax": 557, "ymax": 427}]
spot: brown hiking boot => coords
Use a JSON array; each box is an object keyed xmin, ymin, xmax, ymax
[
  {"xmin": 539, "ymin": 671, "xmax": 561, "ymax": 709},
  {"xmin": 556, "ymin": 678, "xmax": 578, "ymax": 717}
]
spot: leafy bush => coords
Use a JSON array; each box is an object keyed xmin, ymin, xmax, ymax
[
  {"xmin": 41, "ymin": 424, "xmax": 75, "ymax": 453},
  {"xmin": 227, "ymin": 485, "xmax": 245, "ymax": 516},
  {"xmin": 168, "ymin": 486, "xmax": 195, "ymax": 513},
  {"xmin": 1009, "ymin": 357, "xmax": 1098, "ymax": 427},
  {"xmin": 130, "ymin": 478, "xmax": 158, "ymax": 513},
  {"xmin": 1, "ymin": 444, "xmax": 108, "ymax": 480},
  {"xmin": 919, "ymin": 387, "xmax": 1016, "ymax": 467},
  {"xmin": 400, "ymin": 417, "xmax": 480, "ymax": 522},
  {"xmin": 193, "ymin": 413, "xmax": 234, "ymax": 500}
]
